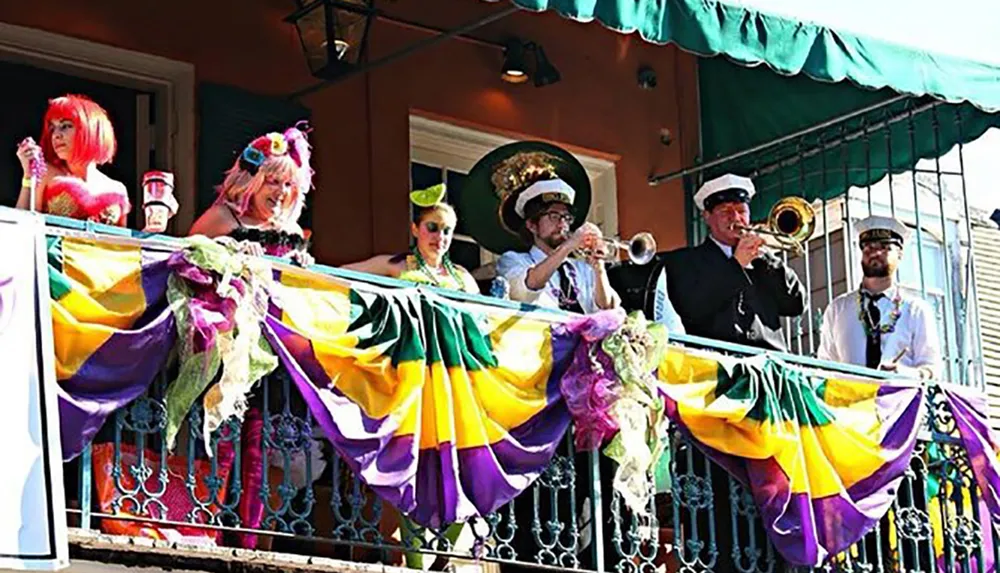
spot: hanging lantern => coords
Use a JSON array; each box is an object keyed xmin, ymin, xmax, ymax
[{"xmin": 286, "ymin": 0, "xmax": 375, "ymax": 79}]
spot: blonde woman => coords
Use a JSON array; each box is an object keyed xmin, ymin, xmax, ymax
[{"xmin": 189, "ymin": 125, "xmax": 314, "ymax": 265}]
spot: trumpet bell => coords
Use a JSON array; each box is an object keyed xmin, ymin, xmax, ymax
[
  {"xmin": 575, "ymin": 232, "xmax": 658, "ymax": 265},
  {"xmin": 626, "ymin": 232, "xmax": 657, "ymax": 265}
]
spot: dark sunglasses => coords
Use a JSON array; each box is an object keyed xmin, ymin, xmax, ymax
[{"xmin": 424, "ymin": 221, "xmax": 454, "ymax": 235}]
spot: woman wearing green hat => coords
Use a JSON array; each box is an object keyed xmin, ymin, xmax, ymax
[
  {"xmin": 342, "ymin": 184, "xmax": 475, "ymax": 568},
  {"xmin": 343, "ymin": 184, "xmax": 479, "ymax": 294}
]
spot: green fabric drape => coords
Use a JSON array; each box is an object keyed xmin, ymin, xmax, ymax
[
  {"xmin": 697, "ymin": 58, "xmax": 1000, "ymax": 213},
  {"xmin": 499, "ymin": 0, "xmax": 1000, "ymax": 112}
]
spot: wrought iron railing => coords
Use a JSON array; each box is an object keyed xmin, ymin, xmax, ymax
[{"xmin": 55, "ymin": 262, "xmax": 997, "ymax": 573}]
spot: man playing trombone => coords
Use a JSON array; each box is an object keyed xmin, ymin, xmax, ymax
[
  {"xmin": 817, "ymin": 215, "xmax": 941, "ymax": 379},
  {"xmin": 665, "ymin": 173, "xmax": 806, "ymax": 351}
]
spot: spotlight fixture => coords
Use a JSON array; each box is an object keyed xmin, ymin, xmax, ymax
[
  {"xmin": 501, "ymin": 39, "xmax": 529, "ymax": 84},
  {"xmin": 500, "ymin": 37, "xmax": 561, "ymax": 87},
  {"xmin": 637, "ymin": 65, "xmax": 657, "ymax": 90}
]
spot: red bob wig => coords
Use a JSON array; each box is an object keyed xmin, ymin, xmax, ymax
[{"xmin": 41, "ymin": 94, "xmax": 117, "ymax": 167}]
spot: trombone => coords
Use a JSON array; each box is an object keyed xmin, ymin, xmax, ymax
[
  {"xmin": 731, "ymin": 196, "xmax": 817, "ymax": 256},
  {"xmin": 575, "ymin": 232, "xmax": 657, "ymax": 265}
]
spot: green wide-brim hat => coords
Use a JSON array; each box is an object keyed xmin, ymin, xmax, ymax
[{"xmin": 458, "ymin": 141, "xmax": 591, "ymax": 254}]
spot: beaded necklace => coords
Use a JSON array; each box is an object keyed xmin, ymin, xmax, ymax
[
  {"xmin": 856, "ymin": 287, "xmax": 903, "ymax": 337},
  {"xmin": 412, "ymin": 247, "xmax": 463, "ymax": 289}
]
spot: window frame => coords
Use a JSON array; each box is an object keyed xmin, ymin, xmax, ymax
[
  {"xmin": 0, "ymin": 22, "xmax": 196, "ymax": 230},
  {"xmin": 408, "ymin": 114, "xmax": 620, "ymax": 270}
]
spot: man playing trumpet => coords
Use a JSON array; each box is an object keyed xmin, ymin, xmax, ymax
[
  {"xmin": 817, "ymin": 215, "xmax": 941, "ymax": 379},
  {"xmin": 481, "ymin": 143, "xmax": 621, "ymax": 313},
  {"xmin": 665, "ymin": 173, "xmax": 806, "ymax": 351}
]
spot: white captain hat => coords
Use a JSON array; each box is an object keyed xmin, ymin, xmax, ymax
[
  {"xmin": 856, "ymin": 215, "xmax": 911, "ymax": 246},
  {"xmin": 693, "ymin": 173, "xmax": 756, "ymax": 211},
  {"xmin": 513, "ymin": 178, "xmax": 576, "ymax": 217}
]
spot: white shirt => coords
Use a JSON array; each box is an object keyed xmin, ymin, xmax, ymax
[
  {"xmin": 710, "ymin": 236, "xmax": 734, "ymax": 258},
  {"xmin": 497, "ymin": 246, "xmax": 609, "ymax": 314},
  {"xmin": 817, "ymin": 285, "xmax": 942, "ymax": 377},
  {"xmin": 651, "ymin": 266, "xmax": 686, "ymax": 334}
]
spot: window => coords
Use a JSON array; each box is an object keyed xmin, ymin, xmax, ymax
[
  {"xmin": 0, "ymin": 22, "xmax": 196, "ymax": 229},
  {"xmin": 408, "ymin": 115, "xmax": 619, "ymax": 277},
  {"xmin": 897, "ymin": 231, "xmax": 952, "ymax": 371}
]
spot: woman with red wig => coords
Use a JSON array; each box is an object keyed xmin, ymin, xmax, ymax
[
  {"xmin": 189, "ymin": 124, "xmax": 314, "ymax": 265},
  {"xmin": 15, "ymin": 94, "xmax": 130, "ymax": 226}
]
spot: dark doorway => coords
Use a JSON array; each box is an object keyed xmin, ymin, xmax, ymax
[{"xmin": 0, "ymin": 60, "xmax": 153, "ymax": 229}]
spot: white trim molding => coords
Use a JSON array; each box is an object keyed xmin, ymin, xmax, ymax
[
  {"xmin": 0, "ymin": 23, "xmax": 197, "ymax": 231},
  {"xmin": 409, "ymin": 115, "xmax": 620, "ymax": 237}
]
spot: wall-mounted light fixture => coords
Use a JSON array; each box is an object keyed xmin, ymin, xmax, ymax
[
  {"xmin": 286, "ymin": 0, "xmax": 376, "ymax": 80},
  {"xmin": 501, "ymin": 39, "xmax": 529, "ymax": 84},
  {"xmin": 637, "ymin": 65, "xmax": 657, "ymax": 90},
  {"xmin": 501, "ymin": 37, "xmax": 561, "ymax": 87}
]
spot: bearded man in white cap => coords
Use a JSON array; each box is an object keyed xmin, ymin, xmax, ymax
[
  {"xmin": 665, "ymin": 173, "xmax": 806, "ymax": 351},
  {"xmin": 817, "ymin": 215, "xmax": 941, "ymax": 379},
  {"xmin": 496, "ymin": 173, "xmax": 621, "ymax": 313}
]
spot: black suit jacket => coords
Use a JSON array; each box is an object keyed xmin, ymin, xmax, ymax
[{"xmin": 664, "ymin": 241, "xmax": 806, "ymax": 352}]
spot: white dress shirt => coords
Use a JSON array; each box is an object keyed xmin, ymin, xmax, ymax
[
  {"xmin": 710, "ymin": 236, "xmax": 734, "ymax": 258},
  {"xmin": 817, "ymin": 285, "xmax": 942, "ymax": 377},
  {"xmin": 497, "ymin": 246, "xmax": 609, "ymax": 314},
  {"xmin": 651, "ymin": 267, "xmax": 686, "ymax": 334}
]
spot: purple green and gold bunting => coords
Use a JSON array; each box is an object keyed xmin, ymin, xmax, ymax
[
  {"xmin": 656, "ymin": 351, "xmax": 926, "ymax": 566},
  {"xmin": 37, "ymin": 231, "xmax": 1000, "ymax": 567},
  {"xmin": 264, "ymin": 267, "xmax": 574, "ymax": 527},
  {"xmin": 48, "ymin": 236, "xmax": 175, "ymax": 459}
]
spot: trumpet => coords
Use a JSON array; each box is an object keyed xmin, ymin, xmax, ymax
[
  {"xmin": 575, "ymin": 232, "xmax": 657, "ymax": 265},
  {"xmin": 731, "ymin": 196, "xmax": 816, "ymax": 256}
]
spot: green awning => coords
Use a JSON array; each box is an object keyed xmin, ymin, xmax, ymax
[
  {"xmin": 697, "ymin": 58, "xmax": 1000, "ymax": 212},
  {"xmin": 502, "ymin": 0, "xmax": 1000, "ymax": 112},
  {"xmin": 495, "ymin": 0, "xmax": 1000, "ymax": 212}
]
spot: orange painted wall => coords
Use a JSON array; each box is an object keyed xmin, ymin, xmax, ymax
[{"xmin": 0, "ymin": 0, "xmax": 699, "ymax": 265}]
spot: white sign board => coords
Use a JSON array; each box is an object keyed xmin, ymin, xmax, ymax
[{"xmin": 0, "ymin": 209, "xmax": 68, "ymax": 570}]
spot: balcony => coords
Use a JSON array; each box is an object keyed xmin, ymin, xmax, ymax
[{"xmin": 6, "ymin": 208, "xmax": 998, "ymax": 573}]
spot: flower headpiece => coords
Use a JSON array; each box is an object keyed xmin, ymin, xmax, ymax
[{"xmin": 238, "ymin": 122, "xmax": 312, "ymax": 176}]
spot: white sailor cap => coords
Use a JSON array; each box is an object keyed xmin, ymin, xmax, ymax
[
  {"xmin": 514, "ymin": 178, "xmax": 576, "ymax": 217},
  {"xmin": 856, "ymin": 215, "xmax": 910, "ymax": 245},
  {"xmin": 693, "ymin": 174, "xmax": 756, "ymax": 211}
]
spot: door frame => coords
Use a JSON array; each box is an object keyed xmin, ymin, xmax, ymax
[{"xmin": 0, "ymin": 23, "xmax": 196, "ymax": 230}]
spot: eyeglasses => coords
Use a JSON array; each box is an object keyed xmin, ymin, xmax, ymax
[{"xmin": 541, "ymin": 211, "xmax": 575, "ymax": 225}]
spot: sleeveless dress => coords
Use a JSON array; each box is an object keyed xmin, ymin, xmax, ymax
[
  {"xmin": 43, "ymin": 175, "xmax": 131, "ymax": 227},
  {"xmin": 393, "ymin": 253, "xmax": 480, "ymax": 294},
  {"xmin": 224, "ymin": 206, "xmax": 308, "ymax": 258}
]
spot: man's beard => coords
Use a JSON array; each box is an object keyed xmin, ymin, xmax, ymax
[
  {"xmin": 542, "ymin": 233, "xmax": 567, "ymax": 250},
  {"xmin": 862, "ymin": 261, "xmax": 890, "ymax": 278}
]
